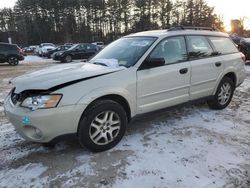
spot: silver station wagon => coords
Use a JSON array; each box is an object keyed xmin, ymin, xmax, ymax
[{"xmin": 4, "ymin": 26, "xmax": 247, "ymax": 152}]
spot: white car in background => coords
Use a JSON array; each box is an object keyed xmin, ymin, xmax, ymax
[
  {"xmin": 92, "ymin": 42, "xmax": 104, "ymax": 50},
  {"xmin": 38, "ymin": 43, "xmax": 56, "ymax": 57}
]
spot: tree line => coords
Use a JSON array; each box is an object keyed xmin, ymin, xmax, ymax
[{"xmin": 0, "ymin": 0, "xmax": 224, "ymax": 46}]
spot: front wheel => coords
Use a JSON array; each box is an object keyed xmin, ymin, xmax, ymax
[
  {"xmin": 78, "ymin": 100, "xmax": 127, "ymax": 152},
  {"xmin": 8, "ymin": 56, "xmax": 19, "ymax": 66},
  {"xmin": 64, "ymin": 55, "xmax": 72, "ymax": 63},
  {"xmin": 207, "ymin": 77, "xmax": 235, "ymax": 110}
]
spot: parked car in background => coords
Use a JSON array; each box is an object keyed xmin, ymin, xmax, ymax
[
  {"xmin": 34, "ymin": 46, "xmax": 40, "ymax": 55},
  {"xmin": 239, "ymin": 38, "xmax": 250, "ymax": 61},
  {"xmin": 38, "ymin": 43, "xmax": 56, "ymax": 57},
  {"xmin": 92, "ymin": 42, "xmax": 104, "ymax": 50},
  {"xmin": 64, "ymin": 43, "xmax": 73, "ymax": 46},
  {"xmin": 23, "ymin": 47, "xmax": 33, "ymax": 55},
  {"xmin": 4, "ymin": 27, "xmax": 247, "ymax": 152},
  {"xmin": 45, "ymin": 45, "xmax": 72, "ymax": 58},
  {"xmin": 53, "ymin": 43, "xmax": 98, "ymax": 63},
  {"xmin": 229, "ymin": 33, "xmax": 242, "ymax": 45},
  {"xmin": 0, "ymin": 43, "xmax": 24, "ymax": 65},
  {"xmin": 29, "ymin": 46, "xmax": 39, "ymax": 53}
]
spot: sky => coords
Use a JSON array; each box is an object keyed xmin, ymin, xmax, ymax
[
  {"xmin": 206, "ymin": 0, "xmax": 250, "ymax": 30},
  {"xmin": 0, "ymin": 0, "xmax": 250, "ymax": 30}
]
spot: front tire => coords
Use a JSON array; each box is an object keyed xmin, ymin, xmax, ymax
[
  {"xmin": 78, "ymin": 100, "xmax": 127, "ymax": 152},
  {"xmin": 64, "ymin": 55, "xmax": 72, "ymax": 63},
  {"xmin": 208, "ymin": 77, "xmax": 235, "ymax": 110}
]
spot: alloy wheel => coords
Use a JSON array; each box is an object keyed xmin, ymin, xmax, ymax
[
  {"xmin": 8, "ymin": 57, "xmax": 18, "ymax": 65},
  {"xmin": 65, "ymin": 55, "xmax": 72, "ymax": 63},
  {"xmin": 218, "ymin": 82, "xmax": 232, "ymax": 105},
  {"xmin": 89, "ymin": 111, "xmax": 121, "ymax": 146}
]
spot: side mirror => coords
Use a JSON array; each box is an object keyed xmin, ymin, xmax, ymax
[{"xmin": 143, "ymin": 58, "xmax": 165, "ymax": 69}]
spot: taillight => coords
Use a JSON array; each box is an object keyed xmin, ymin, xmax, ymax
[
  {"xmin": 17, "ymin": 47, "xmax": 22, "ymax": 54},
  {"xmin": 241, "ymin": 53, "xmax": 246, "ymax": 64}
]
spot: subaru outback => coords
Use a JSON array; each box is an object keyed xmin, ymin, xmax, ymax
[{"xmin": 4, "ymin": 27, "xmax": 247, "ymax": 152}]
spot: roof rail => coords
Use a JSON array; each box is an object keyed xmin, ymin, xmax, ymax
[{"xmin": 168, "ymin": 26, "xmax": 218, "ymax": 32}]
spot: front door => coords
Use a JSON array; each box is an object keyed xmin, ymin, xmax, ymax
[
  {"xmin": 137, "ymin": 36, "xmax": 191, "ymax": 114},
  {"xmin": 73, "ymin": 44, "xmax": 86, "ymax": 60}
]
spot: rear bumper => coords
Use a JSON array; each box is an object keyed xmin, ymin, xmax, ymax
[{"xmin": 4, "ymin": 95, "xmax": 86, "ymax": 143}]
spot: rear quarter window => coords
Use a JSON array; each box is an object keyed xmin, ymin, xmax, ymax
[{"xmin": 208, "ymin": 37, "xmax": 238, "ymax": 55}]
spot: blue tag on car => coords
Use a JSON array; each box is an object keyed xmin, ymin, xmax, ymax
[{"xmin": 22, "ymin": 116, "xmax": 31, "ymax": 124}]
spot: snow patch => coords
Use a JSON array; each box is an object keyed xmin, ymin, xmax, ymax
[
  {"xmin": 20, "ymin": 55, "xmax": 54, "ymax": 64},
  {"xmin": 245, "ymin": 65, "xmax": 250, "ymax": 73},
  {"xmin": 0, "ymin": 163, "xmax": 48, "ymax": 188}
]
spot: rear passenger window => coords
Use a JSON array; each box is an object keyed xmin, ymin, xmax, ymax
[
  {"xmin": 187, "ymin": 36, "xmax": 213, "ymax": 60},
  {"xmin": 209, "ymin": 37, "xmax": 238, "ymax": 54},
  {"xmin": 86, "ymin": 44, "xmax": 96, "ymax": 50},
  {"xmin": 150, "ymin": 36, "xmax": 187, "ymax": 65}
]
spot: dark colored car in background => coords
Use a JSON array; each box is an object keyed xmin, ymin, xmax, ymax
[
  {"xmin": 45, "ymin": 45, "xmax": 72, "ymax": 58},
  {"xmin": 0, "ymin": 43, "xmax": 24, "ymax": 66},
  {"xmin": 239, "ymin": 38, "xmax": 250, "ymax": 61},
  {"xmin": 53, "ymin": 43, "xmax": 98, "ymax": 63}
]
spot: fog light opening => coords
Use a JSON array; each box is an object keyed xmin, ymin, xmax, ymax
[{"xmin": 34, "ymin": 128, "xmax": 43, "ymax": 139}]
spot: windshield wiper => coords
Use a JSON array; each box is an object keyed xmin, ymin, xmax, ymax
[{"xmin": 93, "ymin": 62, "xmax": 108, "ymax": 67}]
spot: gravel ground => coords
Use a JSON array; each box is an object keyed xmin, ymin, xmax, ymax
[{"xmin": 0, "ymin": 56, "xmax": 250, "ymax": 188}]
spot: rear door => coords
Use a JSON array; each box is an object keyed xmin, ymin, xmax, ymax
[
  {"xmin": 137, "ymin": 36, "xmax": 191, "ymax": 114},
  {"xmin": 187, "ymin": 35, "xmax": 223, "ymax": 100}
]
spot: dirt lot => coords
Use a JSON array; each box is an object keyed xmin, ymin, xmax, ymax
[{"xmin": 0, "ymin": 56, "xmax": 250, "ymax": 188}]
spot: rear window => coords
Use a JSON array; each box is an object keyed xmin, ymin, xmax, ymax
[
  {"xmin": 209, "ymin": 37, "xmax": 238, "ymax": 54},
  {"xmin": 0, "ymin": 44, "xmax": 16, "ymax": 51}
]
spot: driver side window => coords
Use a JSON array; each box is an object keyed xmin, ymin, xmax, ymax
[{"xmin": 150, "ymin": 36, "xmax": 187, "ymax": 65}]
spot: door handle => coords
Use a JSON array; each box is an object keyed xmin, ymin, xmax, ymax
[
  {"xmin": 215, "ymin": 62, "xmax": 222, "ymax": 67},
  {"xmin": 179, "ymin": 68, "xmax": 188, "ymax": 74}
]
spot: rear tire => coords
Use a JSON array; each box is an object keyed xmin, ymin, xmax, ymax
[
  {"xmin": 8, "ymin": 56, "xmax": 19, "ymax": 66},
  {"xmin": 78, "ymin": 100, "xmax": 127, "ymax": 152},
  {"xmin": 207, "ymin": 77, "xmax": 235, "ymax": 110}
]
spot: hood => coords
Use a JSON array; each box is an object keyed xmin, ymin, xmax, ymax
[{"xmin": 12, "ymin": 62, "xmax": 122, "ymax": 93}]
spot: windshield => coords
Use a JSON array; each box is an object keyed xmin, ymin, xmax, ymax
[
  {"xmin": 43, "ymin": 43, "xmax": 54, "ymax": 47},
  {"xmin": 68, "ymin": 44, "xmax": 78, "ymax": 51},
  {"xmin": 90, "ymin": 37, "xmax": 156, "ymax": 67}
]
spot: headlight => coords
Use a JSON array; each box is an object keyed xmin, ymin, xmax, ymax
[
  {"xmin": 21, "ymin": 94, "xmax": 62, "ymax": 110},
  {"xmin": 58, "ymin": 52, "xmax": 63, "ymax": 56}
]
